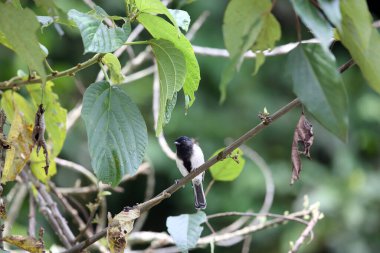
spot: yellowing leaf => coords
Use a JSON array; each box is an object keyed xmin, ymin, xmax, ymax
[
  {"xmin": 107, "ymin": 208, "xmax": 140, "ymax": 253},
  {"xmin": 2, "ymin": 111, "xmax": 34, "ymax": 184},
  {"xmin": 210, "ymin": 148, "xmax": 245, "ymax": 181},
  {"xmin": 3, "ymin": 235, "xmax": 44, "ymax": 253},
  {"xmin": 102, "ymin": 53, "xmax": 125, "ymax": 84}
]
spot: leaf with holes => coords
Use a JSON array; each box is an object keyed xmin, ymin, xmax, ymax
[
  {"xmin": 81, "ymin": 81, "xmax": 148, "ymax": 186},
  {"xmin": 68, "ymin": 9, "xmax": 131, "ymax": 53},
  {"xmin": 210, "ymin": 148, "xmax": 245, "ymax": 181},
  {"xmin": 221, "ymin": 0, "xmax": 272, "ymax": 102},
  {"xmin": 149, "ymin": 39, "xmax": 186, "ymax": 135},
  {"xmin": 288, "ymin": 44, "xmax": 348, "ymax": 140},
  {"xmin": 137, "ymin": 13, "xmax": 200, "ymax": 109},
  {"xmin": 166, "ymin": 212, "xmax": 206, "ymax": 252},
  {"xmin": 251, "ymin": 14, "xmax": 281, "ymax": 74}
]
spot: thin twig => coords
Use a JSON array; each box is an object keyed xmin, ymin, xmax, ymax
[
  {"xmin": 123, "ymin": 66, "xmax": 155, "ymax": 84},
  {"xmin": 133, "ymin": 163, "xmax": 155, "ymax": 232},
  {"xmin": 49, "ymin": 182, "xmax": 88, "ymax": 237},
  {"xmin": 192, "ymin": 39, "xmax": 320, "ymax": 58},
  {"xmin": 289, "ymin": 210, "xmax": 320, "ymax": 253},
  {"xmin": 55, "ymin": 158, "xmax": 97, "ymax": 184},
  {"xmin": 28, "ymin": 192, "xmax": 36, "ymax": 238},
  {"xmin": 4, "ymin": 184, "xmax": 27, "ymax": 236},
  {"xmin": 186, "ymin": 11, "xmax": 210, "ymax": 41}
]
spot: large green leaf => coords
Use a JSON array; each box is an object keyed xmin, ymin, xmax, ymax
[
  {"xmin": 26, "ymin": 82, "xmax": 67, "ymax": 157},
  {"xmin": 337, "ymin": 0, "xmax": 380, "ymax": 94},
  {"xmin": 0, "ymin": 3, "xmax": 46, "ymax": 82},
  {"xmin": 133, "ymin": 0, "xmax": 178, "ymax": 31},
  {"xmin": 210, "ymin": 148, "xmax": 245, "ymax": 181},
  {"xmin": 289, "ymin": 0, "xmax": 333, "ymax": 49},
  {"xmin": 288, "ymin": 44, "xmax": 348, "ymax": 140},
  {"xmin": 251, "ymin": 14, "xmax": 281, "ymax": 74},
  {"xmin": 137, "ymin": 13, "xmax": 200, "ymax": 109},
  {"xmin": 166, "ymin": 212, "xmax": 206, "ymax": 252},
  {"xmin": 81, "ymin": 81, "xmax": 148, "ymax": 186},
  {"xmin": 221, "ymin": 0, "xmax": 271, "ymax": 102},
  {"xmin": 149, "ymin": 39, "xmax": 186, "ymax": 135},
  {"xmin": 68, "ymin": 9, "xmax": 131, "ymax": 53}
]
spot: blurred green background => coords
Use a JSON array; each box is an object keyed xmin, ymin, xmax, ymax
[{"xmin": 1, "ymin": 0, "xmax": 380, "ymax": 252}]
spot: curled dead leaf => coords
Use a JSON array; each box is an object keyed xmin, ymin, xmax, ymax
[
  {"xmin": 3, "ymin": 235, "xmax": 44, "ymax": 253},
  {"xmin": 32, "ymin": 104, "xmax": 49, "ymax": 175},
  {"xmin": 291, "ymin": 113, "xmax": 314, "ymax": 184},
  {"xmin": 107, "ymin": 207, "xmax": 140, "ymax": 253}
]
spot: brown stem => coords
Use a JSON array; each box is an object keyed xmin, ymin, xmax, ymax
[{"xmin": 0, "ymin": 54, "xmax": 104, "ymax": 90}]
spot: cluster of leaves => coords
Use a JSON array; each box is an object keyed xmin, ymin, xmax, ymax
[
  {"xmin": 0, "ymin": 0, "xmax": 200, "ymax": 187},
  {"xmin": 222, "ymin": 0, "xmax": 380, "ymax": 143}
]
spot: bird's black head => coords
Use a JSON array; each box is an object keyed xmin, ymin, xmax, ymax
[{"xmin": 174, "ymin": 136, "xmax": 194, "ymax": 159}]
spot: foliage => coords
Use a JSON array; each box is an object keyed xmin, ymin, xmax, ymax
[{"xmin": 0, "ymin": 0, "xmax": 379, "ymax": 252}]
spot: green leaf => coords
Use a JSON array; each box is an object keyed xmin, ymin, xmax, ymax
[
  {"xmin": 221, "ymin": 0, "xmax": 271, "ymax": 102},
  {"xmin": 0, "ymin": 31, "xmax": 13, "ymax": 50},
  {"xmin": 101, "ymin": 53, "xmax": 125, "ymax": 84},
  {"xmin": 338, "ymin": 0, "xmax": 380, "ymax": 94},
  {"xmin": 289, "ymin": 0, "xmax": 333, "ymax": 49},
  {"xmin": 134, "ymin": 0, "xmax": 178, "ymax": 31},
  {"xmin": 251, "ymin": 14, "xmax": 281, "ymax": 74},
  {"xmin": 68, "ymin": 9, "xmax": 131, "ymax": 53},
  {"xmin": 166, "ymin": 212, "xmax": 206, "ymax": 252},
  {"xmin": 81, "ymin": 81, "xmax": 148, "ymax": 186},
  {"xmin": 137, "ymin": 13, "xmax": 200, "ymax": 109},
  {"xmin": 317, "ymin": 0, "xmax": 341, "ymax": 30},
  {"xmin": 30, "ymin": 155, "xmax": 57, "ymax": 183},
  {"xmin": 26, "ymin": 82, "xmax": 67, "ymax": 157},
  {"xmin": 149, "ymin": 39, "xmax": 186, "ymax": 135},
  {"xmin": 210, "ymin": 148, "xmax": 245, "ymax": 181},
  {"xmin": 0, "ymin": 3, "xmax": 46, "ymax": 82},
  {"xmin": 288, "ymin": 44, "xmax": 348, "ymax": 140},
  {"xmin": 168, "ymin": 9, "xmax": 191, "ymax": 32}
]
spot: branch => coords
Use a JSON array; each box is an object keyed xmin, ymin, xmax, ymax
[
  {"xmin": 126, "ymin": 208, "xmax": 316, "ymax": 252},
  {"xmin": 192, "ymin": 39, "xmax": 320, "ymax": 58},
  {"xmin": 0, "ymin": 54, "xmax": 104, "ymax": 90},
  {"xmin": 289, "ymin": 208, "xmax": 321, "ymax": 253},
  {"xmin": 28, "ymin": 192, "xmax": 36, "ymax": 238},
  {"xmin": 136, "ymin": 98, "xmax": 302, "ymax": 213},
  {"xmin": 61, "ymin": 97, "xmax": 301, "ymax": 253}
]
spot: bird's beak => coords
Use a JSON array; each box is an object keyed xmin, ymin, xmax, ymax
[{"xmin": 174, "ymin": 141, "xmax": 179, "ymax": 145}]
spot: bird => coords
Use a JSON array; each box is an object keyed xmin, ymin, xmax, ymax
[{"xmin": 174, "ymin": 136, "xmax": 207, "ymax": 210}]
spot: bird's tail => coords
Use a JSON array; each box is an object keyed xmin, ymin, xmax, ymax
[{"xmin": 193, "ymin": 181, "xmax": 206, "ymax": 210}]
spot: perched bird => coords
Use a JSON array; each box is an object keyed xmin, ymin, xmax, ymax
[{"xmin": 174, "ymin": 136, "xmax": 207, "ymax": 210}]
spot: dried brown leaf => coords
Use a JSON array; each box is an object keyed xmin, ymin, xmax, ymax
[
  {"xmin": 3, "ymin": 235, "xmax": 44, "ymax": 253},
  {"xmin": 107, "ymin": 208, "xmax": 140, "ymax": 253},
  {"xmin": 291, "ymin": 113, "xmax": 314, "ymax": 184},
  {"xmin": 32, "ymin": 104, "xmax": 49, "ymax": 175}
]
